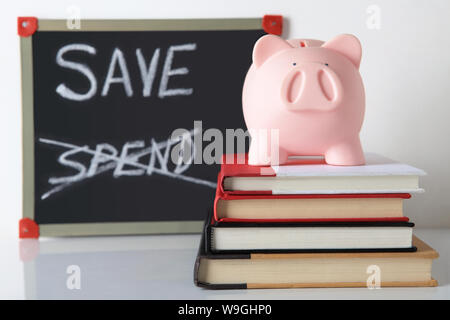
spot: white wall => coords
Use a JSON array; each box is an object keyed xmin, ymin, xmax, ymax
[{"xmin": 1, "ymin": 0, "xmax": 449, "ymax": 238}]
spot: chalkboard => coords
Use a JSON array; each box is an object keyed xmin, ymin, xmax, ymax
[{"xmin": 19, "ymin": 17, "xmax": 282, "ymax": 237}]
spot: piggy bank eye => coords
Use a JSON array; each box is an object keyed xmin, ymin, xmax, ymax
[
  {"xmin": 324, "ymin": 63, "xmax": 329, "ymax": 66},
  {"xmin": 292, "ymin": 62, "xmax": 297, "ymax": 66}
]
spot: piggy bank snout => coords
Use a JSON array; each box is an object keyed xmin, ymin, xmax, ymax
[{"xmin": 281, "ymin": 62, "xmax": 343, "ymax": 111}]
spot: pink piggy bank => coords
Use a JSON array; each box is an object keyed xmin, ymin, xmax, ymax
[{"xmin": 242, "ymin": 34, "xmax": 366, "ymax": 166}]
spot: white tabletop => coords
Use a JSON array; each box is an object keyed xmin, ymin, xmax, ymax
[{"xmin": 0, "ymin": 228, "xmax": 448, "ymax": 300}]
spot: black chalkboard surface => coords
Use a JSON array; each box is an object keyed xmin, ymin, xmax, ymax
[{"xmin": 19, "ymin": 17, "xmax": 282, "ymax": 237}]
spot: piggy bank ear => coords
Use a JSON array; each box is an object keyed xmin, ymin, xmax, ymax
[
  {"xmin": 322, "ymin": 34, "xmax": 362, "ymax": 69},
  {"xmin": 253, "ymin": 35, "xmax": 293, "ymax": 68}
]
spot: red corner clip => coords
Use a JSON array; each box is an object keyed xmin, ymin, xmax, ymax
[
  {"xmin": 18, "ymin": 17, "xmax": 38, "ymax": 37},
  {"xmin": 19, "ymin": 218, "xmax": 39, "ymax": 238},
  {"xmin": 262, "ymin": 15, "xmax": 283, "ymax": 36}
]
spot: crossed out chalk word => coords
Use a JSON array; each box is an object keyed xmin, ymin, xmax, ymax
[{"xmin": 39, "ymin": 129, "xmax": 216, "ymax": 200}]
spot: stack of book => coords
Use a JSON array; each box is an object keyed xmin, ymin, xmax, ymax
[{"xmin": 194, "ymin": 153, "xmax": 439, "ymax": 289}]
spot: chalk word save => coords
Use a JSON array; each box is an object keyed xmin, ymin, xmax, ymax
[{"xmin": 56, "ymin": 43, "xmax": 197, "ymax": 101}]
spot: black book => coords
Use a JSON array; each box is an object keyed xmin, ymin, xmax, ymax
[{"xmin": 205, "ymin": 211, "xmax": 416, "ymax": 253}]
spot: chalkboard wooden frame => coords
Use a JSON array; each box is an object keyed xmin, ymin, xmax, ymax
[{"xmin": 19, "ymin": 16, "xmax": 282, "ymax": 238}]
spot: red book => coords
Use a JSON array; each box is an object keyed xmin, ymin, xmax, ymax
[{"xmin": 214, "ymin": 186, "xmax": 411, "ymax": 223}]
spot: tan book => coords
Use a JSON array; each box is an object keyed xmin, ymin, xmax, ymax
[
  {"xmin": 216, "ymin": 196, "xmax": 407, "ymax": 220},
  {"xmin": 194, "ymin": 236, "xmax": 439, "ymax": 289}
]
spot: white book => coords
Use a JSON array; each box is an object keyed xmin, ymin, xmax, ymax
[
  {"xmin": 222, "ymin": 153, "xmax": 425, "ymax": 194},
  {"xmin": 211, "ymin": 225, "xmax": 414, "ymax": 251}
]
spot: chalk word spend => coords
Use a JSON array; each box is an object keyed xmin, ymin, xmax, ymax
[{"xmin": 39, "ymin": 129, "xmax": 215, "ymax": 200}]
